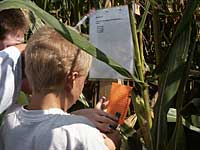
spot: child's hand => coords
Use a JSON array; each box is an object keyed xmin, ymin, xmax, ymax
[
  {"xmin": 71, "ymin": 108, "xmax": 118, "ymax": 133},
  {"xmin": 95, "ymin": 96, "xmax": 109, "ymax": 111}
]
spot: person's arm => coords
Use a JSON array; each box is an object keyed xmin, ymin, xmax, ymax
[
  {"xmin": 71, "ymin": 96, "xmax": 118, "ymax": 133},
  {"xmin": 71, "ymin": 108, "xmax": 118, "ymax": 133},
  {"xmin": 71, "ymin": 96, "xmax": 121, "ymax": 149}
]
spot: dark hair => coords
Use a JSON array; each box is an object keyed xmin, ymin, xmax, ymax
[{"xmin": 0, "ymin": 9, "xmax": 28, "ymax": 40}]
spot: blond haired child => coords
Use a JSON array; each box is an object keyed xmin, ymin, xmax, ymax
[
  {"xmin": 0, "ymin": 9, "xmax": 118, "ymax": 134},
  {"xmin": 0, "ymin": 26, "xmax": 120, "ymax": 150}
]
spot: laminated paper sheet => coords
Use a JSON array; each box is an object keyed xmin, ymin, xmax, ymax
[{"xmin": 89, "ymin": 5, "xmax": 134, "ymax": 79}]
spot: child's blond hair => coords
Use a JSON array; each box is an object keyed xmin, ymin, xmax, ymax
[{"xmin": 25, "ymin": 26, "xmax": 92, "ymax": 93}]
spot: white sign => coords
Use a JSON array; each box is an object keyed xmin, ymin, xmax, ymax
[{"xmin": 89, "ymin": 5, "xmax": 134, "ymax": 79}]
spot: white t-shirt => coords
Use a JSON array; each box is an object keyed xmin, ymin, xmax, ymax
[
  {"xmin": 0, "ymin": 46, "xmax": 21, "ymax": 113},
  {"xmin": 0, "ymin": 106, "xmax": 108, "ymax": 150}
]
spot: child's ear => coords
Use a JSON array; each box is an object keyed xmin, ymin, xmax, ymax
[
  {"xmin": 66, "ymin": 71, "xmax": 79, "ymax": 81},
  {"xmin": 64, "ymin": 72, "xmax": 79, "ymax": 89},
  {"xmin": 71, "ymin": 72, "xmax": 79, "ymax": 81}
]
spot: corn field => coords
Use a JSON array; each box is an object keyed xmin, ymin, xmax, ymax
[{"xmin": 0, "ymin": 0, "xmax": 200, "ymax": 150}]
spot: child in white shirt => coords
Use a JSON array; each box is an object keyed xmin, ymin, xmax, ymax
[
  {"xmin": 0, "ymin": 9, "xmax": 118, "ymax": 134},
  {"xmin": 0, "ymin": 26, "xmax": 120, "ymax": 150}
]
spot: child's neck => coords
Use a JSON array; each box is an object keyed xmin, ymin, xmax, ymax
[{"xmin": 27, "ymin": 92, "xmax": 68, "ymax": 112}]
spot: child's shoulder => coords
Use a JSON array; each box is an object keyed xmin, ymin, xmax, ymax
[
  {"xmin": 52, "ymin": 113, "xmax": 103, "ymax": 145},
  {"xmin": 35, "ymin": 113, "xmax": 106, "ymax": 150},
  {"xmin": 50, "ymin": 113, "xmax": 99, "ymax": 137},
  {"xmin": 55, "ymin": 113, "xmax": 95, "ymax": 128}
]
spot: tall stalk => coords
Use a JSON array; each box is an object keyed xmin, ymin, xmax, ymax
[
  {"xmin": 139, "ymin": 32, "xmax": 145, "ymax": 75},
  {"xmin": 129, "ymin": 5, "xmax": 144, "ymax": 82},
  {"xmin": 152, "ymin": 7, "xmax": 161, "ymax": 66},
  {"xmin": 128, "ymin": 3, "xmax": 153, "ymax": 149}
]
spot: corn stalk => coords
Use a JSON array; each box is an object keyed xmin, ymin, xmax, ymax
[{"xmin": 128, "ymin": 1, "xmax": 153, "ymax": 149}]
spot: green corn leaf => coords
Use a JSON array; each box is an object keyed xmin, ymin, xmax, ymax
[
  {"xmin": 138, "ymin": 0, "xmax": 150, "ymax": 32},
  {"xmin": 165, "ymin": 36, "xmax": 195, "ymax": 150},
  {"xmin": 153, "ymin": 23, "xmax": 192, "ymax": 150},
  {"xmin": 152, "ymin": 1, "xmax": 199, "ymax": 146},
  {"xmin": 152, "ymin": 1, "xmax": 197, "ymax": 147},
  {"xmin": 152, "ymin": 0, "xmax": 200, "ymax": 148}
]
